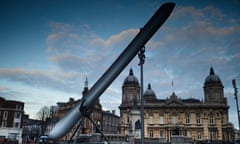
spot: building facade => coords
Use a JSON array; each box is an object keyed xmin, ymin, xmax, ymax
[
  {"xmin": 0, "ymin": 97, "xmax": 24, "ymax": 143},
  {"xmin": 119, "ymin": 68, "xmax": 141, "ymax": 137},
  {"xmin": 81, "ymin": 78, "xmax": 102, "ymax": 135},
  {"xmin": 47, "ymin": 78, "xmax": 103, "ymax": 141},
  {"xmin": 48, "ymin": 97, "xmax": 102, "ymax": 141},
  {"xmin": 102, "ymin": 110, "xmax": 120, "ymax": 134},
  {"xmin": 22, "ymin": 114, "xmax": 42, "ymax": 142},
  {"xmin": 119, "ymin": 67, "xmax": 234, "ymax": 143}
]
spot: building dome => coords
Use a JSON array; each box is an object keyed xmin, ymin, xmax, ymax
[
  {"xmin": 204, "ymin": 67, "xmax": 223, "ymax": 86},
  {"xmin": 123, "ymin": 68, "xmax": 139, "ymax": 86},
  {"xmin": 144, "ymin": 83, "xmax": 156, "ymax": 99}
]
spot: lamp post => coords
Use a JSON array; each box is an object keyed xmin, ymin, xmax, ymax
[
  {"xmin": 138, "ymin": 46, "xmax": 145, "ymax": 144},
  {"xmin": 232, "ymin": 79, "xmax": 240, "ymax": 129}
]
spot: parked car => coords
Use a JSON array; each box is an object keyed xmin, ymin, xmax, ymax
[
  {"xmin": 38, "ymin": 135, "xmax": 48, "ymax": 144},
  {"xmin": 38, "ymin": 135, "xmax": 56, "ymax": 144}
]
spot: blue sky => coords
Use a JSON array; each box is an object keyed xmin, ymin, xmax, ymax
[{"xmin": 0, "ymin": 0, "xmax": 240, "ymax": 128}]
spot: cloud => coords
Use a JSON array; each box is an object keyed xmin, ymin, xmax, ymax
[
  {"xmin": 0, "ymin": 86, "xmax": 24, "ymax": 100},
  {"xmin": 147, "ymin": 5, "xmax": 240, "ymax": 72},
  {"xmin": 90, "ymin": 29, "xmax": 138, "ymax": 48},
  {"xmin": 172, "ymin": 5, "xmax": 226, "ymax": 25},
  {"xmin": 174, "ymin": 6, "xmax": 204, "ymax": 18},
  {"xmin": 48, "ymin": 21, "xmax": 73, "ymax": 32},
  {"xmin": 0, "ymin": 68, "xmax": 84, "ymax": 94},
  {"xmin": 47, "ymin": 21, "xmax": 95, "ymax": 54},
  {"xmin": 47, "ymin": 32, "xmax": 65, "ymax": 43},
  {"xmin": 46, "ymin": 22, "xmax": 142, "ymax": 85},
  {"xmin": 49, "ymin": 53, "xmax": 88, "ymax": 72}
]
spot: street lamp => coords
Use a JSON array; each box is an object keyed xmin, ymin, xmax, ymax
[
  {"xmin": 138, "ymin": 46, "xmax": 145, "ymax": 144},
  {"xmin": 232, "ymin": 79, "xmax": 240, "ymax": 129}
]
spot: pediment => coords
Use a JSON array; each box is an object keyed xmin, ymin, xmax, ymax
[{"xmin": 165, "ymin": 92, "xmax": 184, "ymax": 106}]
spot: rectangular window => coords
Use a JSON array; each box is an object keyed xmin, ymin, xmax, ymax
[
  {"xmin": 186, "ymin": 114, "xmax": 190, "ymax": 124},
  {"xmin": 210, "ymin": 131, "xmax": 216, "ymax": 140},
  {"xmin": 14, "ymin": 122, "xmax": 19, "ymax": 128},
  {"xmin": 221, "ymin": 116, "xmax": 224, "ymax": 124},
  {"xmin": 149, "ymin": 116, "xmax": 153, "ymax": 124},
  {"xmin": 196, "ymin": 114, "xmax": 201, "ymax": 125},
  {"xmin": 160, "ymin": 116, "xmax": 164, "ymax": 124},
  {"xmin": 160, "ymin": 130, "xmax": 164, "ymax": 138},
  {"xmin": 16, "ymin": 104, "xmax": 22, "ymax": 110},
  {"xmin": 2, "ymin": 120, "xmax": 7, "ymax": 127},
  {"xmin": 150, "ymin": 130, "xmax": 154, "ymax": 138},
  {"xmin": 197, "ymin": 131, "xmax": 202, "ymax": 140},
  {"xmin": 183, "ymin": 130, "xmax": 187, "ymax": 136},
  {"xmin": 15, "ymin": 112, "xmax": 21, "ymax": 119},
  {"xmin": 187, "ymin": 131, "xmax": 191, "ymax": 137},
  {"xmin": 3, "ymin": 111, "xmax": 8, "ymax": 120},
  {"xmin": 172, "ymin": 116, "xmax": 176, "ymax": 124}
]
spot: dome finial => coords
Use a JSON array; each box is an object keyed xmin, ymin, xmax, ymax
[
  {"xmin": 129, "ymin": 68, "xmax": 133, "ymax": 76},
  {"xmin": 204, "ymin": 67, "xmax": 223, "ymax": 87},
  {"xmin": 210, "ymin": 67, "xmax": 215, "ymax": 75},
  {"xmin": 148, "ymin": 83, "xmax": 151, "ymax": 90},
  {"xmin": 123, "ymin": 68, "xmax": 139, "ymax": 86},
  {"xmin": 144, "ymin": 83, "xmax": 156, "ymax": 98}
]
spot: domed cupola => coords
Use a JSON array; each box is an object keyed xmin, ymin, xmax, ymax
[
  {"xmin": 121, "ymin": 68, "xmax": 140, "ymax": 105},
  {"xmin": 204, "ymin": 67, "xmax": 223, "ymax": 87},
  {"xmin": 203, "ymin": 67, "xmax": 226, "ymax": 104},
  {"xmin": 123, "ymin": 68, "xmax": 139, "ymax": 86},
  {"xmin": 144, "ymin": 83, "xmax": 156, "ymax": 101}
]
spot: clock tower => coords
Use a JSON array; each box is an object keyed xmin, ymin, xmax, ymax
[{"xmin": 203, "ymin": 67, "xmax": 226, "ymax": 104}]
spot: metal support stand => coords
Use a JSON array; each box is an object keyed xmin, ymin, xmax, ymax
[
  {"xmin": 233, "ymin": 79, "xmax": 240, "ymax": 129},
  {"xmin": 85, "ymin": 114, "xmax": 110, "ymax": 143},
  {"xmin": 68, "ymin": 102, "xmax": 110, "ymax": 144},
  {"xmin": 69, "ymin": 117, "xmax": 85, "ymax": 144},
  {"xmin": 138, "ymin": 46, "xmax": 145, "ymax": 144}
]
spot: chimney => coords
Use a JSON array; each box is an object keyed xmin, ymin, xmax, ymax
[{"xmin": 112, "ymin": 110, "xmax": 115, "ymax": 115}]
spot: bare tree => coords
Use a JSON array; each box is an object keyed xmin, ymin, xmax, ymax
[{"xmin": 37, "ymin": 106, "xmax": 50, "ymax": 135}]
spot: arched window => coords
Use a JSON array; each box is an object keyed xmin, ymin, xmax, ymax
[
  {"xmin": 135, "ymin": 120, "xmax": 141, "ymax": 130},
  {"xmin": 210, "ymin": 115, "xmax": 214, "ymax": 125}
]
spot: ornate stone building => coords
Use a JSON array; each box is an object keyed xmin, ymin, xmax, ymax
[
  {"xmin": 119, "ymin": 68, "xmax": 141, "ymax": 136},
  {"xmin": 48, "ymin": 78, "xmax": 102, "ymax": 141},
  {"xmin": 81, "ymin": 78, "xmax": 102, "ymax": 135},
  {"xmin": 119, "ymin": 67, "xmax": 234, "ymax": 143}
]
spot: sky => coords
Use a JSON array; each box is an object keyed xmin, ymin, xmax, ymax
[{"xmin": 0, "ymin": 0, "xmax": 240, "ymax": 128}]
